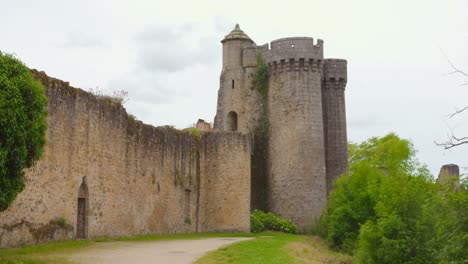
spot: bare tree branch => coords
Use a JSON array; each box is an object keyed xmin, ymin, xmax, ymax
[
  {"xmin": 449, "ymin": 106, "xmax": 468, "ymax": 118},
  {"xmin": 435, "ymin": 128, "xmax": 468, "ymax": 149},
  {"xmin": 436, "ymin": 48, "xmax": 468, "ymax": 149},
  {"xmin": 448, "ymin": 60, "xmax": 468, "ymax": 78},
  {"xmin": 440, "ymin": 48, "xmax": 468, "ymax": 79}
]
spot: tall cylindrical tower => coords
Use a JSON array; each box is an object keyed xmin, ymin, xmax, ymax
[
  {"xmin": 321, "ymin": 59, "xmax": 348, "ymax": 193},
  {"xmin": 213, "ymin": 24, "xmax": 256, "ymax": 134},
  {"xmin": 264, "ymin": 38, "xmax": 327, "ymax": 229}
]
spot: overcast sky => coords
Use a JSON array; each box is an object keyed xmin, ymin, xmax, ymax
[{"xmin": 1, "ymin": 0, "xmax": 467, "ymax": 176}]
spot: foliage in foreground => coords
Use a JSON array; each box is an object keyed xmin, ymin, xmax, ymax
[
  {"xmin": 251, "ymin": 210, "xmax": 299, "ymax": 234},
  {"xmin": 319, "ymin": 133, "xmax": 468, "ymax": 263},
  {"xmin": 0, "ymin": 52, "xmax": 48, "ymax": 211}
]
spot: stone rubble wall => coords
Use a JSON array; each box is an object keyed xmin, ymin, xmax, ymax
[{"xmin": 0, "ymin": 71, "xmax": 251, "ymax": 248}]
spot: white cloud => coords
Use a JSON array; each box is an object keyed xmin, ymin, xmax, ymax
[
  {"xmin": 135, "ymin": 24, "xmax": 218, "ymax": 72},
  {"xmin": 59, "ymin": 32, "xmax": 105, "ymax": 48}
]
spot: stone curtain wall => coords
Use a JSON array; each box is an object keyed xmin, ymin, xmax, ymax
[{"xmin": 0, "ymin": 71, "xmax": 251, "ymax": 248}]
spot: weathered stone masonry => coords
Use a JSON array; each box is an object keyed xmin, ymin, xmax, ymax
[
  {"xmin": 0, "ymin": 71, "xmax": 251, "ymax": 248},
  {"xmin": 214, "ymin": 25, "xmax": 349, "ymax": 230}
]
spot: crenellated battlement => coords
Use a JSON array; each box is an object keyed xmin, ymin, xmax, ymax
[
  {"xmin": 269, "ymin": 37, "xmax": 323, "ymax": 50},
  {"xmin": 267, "ymin": 58, "xmax": 323, "ymax": 74},
  {"xmin": 322, "ymin": 59, "xmax": 347, "ymax": 83},
  {"xmin": 263, "ymin": 37, "xmax": 323, "ymax": 65}
]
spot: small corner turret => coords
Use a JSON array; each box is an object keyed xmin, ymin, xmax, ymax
[
  {"xmin": 221, "ymin": 24, "xmax": 254, "ymax": 44},
  {"xmin": 221, "ymin": 24, "xmax": 255, "ymax": 70}
]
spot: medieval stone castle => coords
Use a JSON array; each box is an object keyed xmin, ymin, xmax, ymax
[{"xmin": 0, "ymin": 24, "xmax": 348, "ymax": 247}]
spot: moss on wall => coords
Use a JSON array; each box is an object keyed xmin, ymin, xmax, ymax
[
  {"xmin": 250, "ymin": 113, "xmax": 270, "ymax": 211},
  {"xmin": 252, "ymin": 56, "xmax": 269, "ymax": 97}
]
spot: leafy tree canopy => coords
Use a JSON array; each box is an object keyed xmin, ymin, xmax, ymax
[
  {"xmin": 0, "ymin": 52, "xmax": 47, "ymax": 211},
  {"xmin": 320, "ymin": 133, "xmax": 467, "ymax": 263}
]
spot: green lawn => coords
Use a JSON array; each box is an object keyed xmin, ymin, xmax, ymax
[
  {"xmin": 0, "ymin": 232, "xmax": 350, "ymax": 264},
  {"xmin": 196, "ymin": 232, "xmax": 352, "ymax": 264},
  {"xmin": 0, "ymin": 240, "xmax": 90, "ymax": 264},
  {"xmin": 196, "ymin": 232, "xmax": 297, "ymax": 264}
]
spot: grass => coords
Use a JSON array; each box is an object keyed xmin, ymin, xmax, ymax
[
  {"xmin": 0, "ymin": 232, "xmax": 254, "ymax": 264},
  {"xmin": 0, "ymin": 240, "xmax": 90, "ymax": 264},
  {"xmin": 196, "ymin": 232, "xmax": 297, "ymax": 264},
  {"xmin": 196, "ymin": 232, "xmax": 352, "ymax": 264},
  {"xmin": 0, "ymin": 232, "xmax": 350, "ymax": 264}
]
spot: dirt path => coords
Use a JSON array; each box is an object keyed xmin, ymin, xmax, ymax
[{"xmin": 64, "ymin": 237, "xmax": 253, "ymax": 264}]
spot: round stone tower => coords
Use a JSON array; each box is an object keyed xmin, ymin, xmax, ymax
[
  {"xmin": 264, "ymin": 38, "xmax": 328, "ymax": 229},
  {"xmin": 322, "ymin": 59, "xmax": 348, "ymax": 194}
]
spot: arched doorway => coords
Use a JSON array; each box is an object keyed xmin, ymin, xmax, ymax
[
  {"xmin": 77, "ymin": 177, "xmax": 89, "ymax": 239},
  {"xmin": 227, "ymin": 111, "xmax": 238, "ymax": 131}
]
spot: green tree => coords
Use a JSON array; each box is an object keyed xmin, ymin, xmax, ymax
[
  {"xmin": 434, "ymin": 178, "xmax": 468, "ymax": 263},
  {"xmin": 0, "ymin": 52, "xmax": 47, "ymax": 211},
  {"xmin": 320, "ymin": 133, "xmax": 438, "ymax": 262},
  {"xmin": 321, "ymin": 133, "xmax": 468, "ymax": 263},
  {"xmin": 354, "ymin": 171, "xmax": 438, "ymax": 263}
]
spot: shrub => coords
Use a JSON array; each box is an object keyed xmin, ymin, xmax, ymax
[
  {"xmin": 252, "ymin": 56, "xmax": 269, "ymax": 97},
  {"xmin": 88, "ymin": 87, "xmax": 129, "ymax": 105},
  {"xmin": 185, "ymin": 127, "xmax": 201, "ymax": 141},
  {"xmin": 250, "ymin": 213, "xmax": 264, "ymax": 233},
  {"xmin": 53, "ymin": 217, "xmax": 67, "ymax": 227},
  {"xmin": 251, "ymin": 210, "xmax": 299, "ymax": 234},
  {"xmin": 0, "ymin": 52, "xmax": 48, "ymax": 211},
  {"xmin": 320, "ymin": 162, "xmax": 383, "ymax": 253},
  {"xmin": 434, "ymin": 179, "xmax": 468, "ymax": 262},
  {"xmin": 353, "ymin": 173, "xmax": 438, "ymax": 263}
]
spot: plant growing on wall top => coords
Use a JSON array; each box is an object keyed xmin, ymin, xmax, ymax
[
  {"xmin": 253, "ymin": 55, "xmax": 269, "ymax": 97},
  {"xmin": 88, "ymin": 87, "xmax": 129, "ymax": 105},
  {"xmin": 0, "ymin": 51, "xmax": 48, "ymax": 211}
]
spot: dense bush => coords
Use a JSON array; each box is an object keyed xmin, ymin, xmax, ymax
[
  {"xmin": 0, "ymin": 52, "xmax": 47, "ymax": 211},
  {"xmin": 434, "ymin": 179, "xmax": 468, "ymax": 262},
  {"xmin": 251, "ymin": 210, "xmax": 299, "ymax": 234},
  {"xmin": 320, "ymin": 133, "xmax": 467, "ymax": 263},
  {"xmin": 250, "ymin": 212, "xmax": 264, "ymax": 233}
]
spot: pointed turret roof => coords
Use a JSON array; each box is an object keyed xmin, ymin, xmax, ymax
[{"xmin": 221, "ymin": 24, "xmax": 254, "ymax": 43}]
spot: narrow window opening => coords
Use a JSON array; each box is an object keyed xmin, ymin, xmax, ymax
[
  {"xmin": 227, "ymin": 111, "xmax": 238, "ymax": 131},
  {"xmin": 184, "ymin": 189, "xmax": 191, "ymax": 224},
  {"xmin": 232, "ymin": 80, "xmax": 235, "ymax": 89}
]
